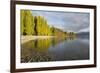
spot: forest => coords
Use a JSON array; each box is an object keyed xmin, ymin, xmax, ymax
[{"xmin": 21, "ymin": 10, "xmax": 76, "ymax": 37}]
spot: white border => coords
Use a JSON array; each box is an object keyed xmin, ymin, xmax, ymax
[{"xmin": 16, "ymin": 4, "xmax": 94, "ymax": 69}]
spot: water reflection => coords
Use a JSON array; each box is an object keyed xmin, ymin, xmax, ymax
[{"xmin": 21, "ymin": 36, "xmax": 89, "ymax": 63}]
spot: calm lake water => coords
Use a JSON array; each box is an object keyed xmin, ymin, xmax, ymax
[{"xmin": 21, "ymin": 36, "xmax": 89, "ymax": 63}]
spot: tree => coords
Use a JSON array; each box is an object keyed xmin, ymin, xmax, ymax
[
  {"xmin": 21, "ymin": 10, "xmax": 25, "ymax": 35},
  {"xmin": 21, "ymin": 10, "xmax": 35, "ymax": 35},
  {"xmin": 21, "ymin": 10, "xmax": 68, "ymax": 36}
]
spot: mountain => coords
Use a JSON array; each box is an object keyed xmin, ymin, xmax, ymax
[
  {"xmin": 77, "ymin": 31, "xmax": 89, "ymax": 35},
  {"xmin": 77, "ymin": 28, "xmax": 89, "ymax": 38},
  {"xmin": 77, "ymin": 28, "xmax": 89, "ymax": 35}
]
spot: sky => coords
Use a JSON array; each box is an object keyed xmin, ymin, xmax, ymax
[{"xmin": 32, "ymin": 10, "xmax": 90, "ymax": 33}]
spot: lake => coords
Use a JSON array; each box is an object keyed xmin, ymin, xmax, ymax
[{"xmin": 21, "ymin": 36, "xmax": 89, "ymax": 63}]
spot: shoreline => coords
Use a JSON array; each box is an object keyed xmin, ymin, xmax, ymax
[
  {"xmin": 21, "ymin": 35, "xmax": 74, "ymax": 44},
  {"xmin": 21, "ymin": 36, "xmax": 56, "ymax": 44}
]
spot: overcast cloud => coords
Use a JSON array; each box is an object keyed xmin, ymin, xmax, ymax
[{"xmin": 32, "ymin": 10, "xmax": 90, "ymax": 33}]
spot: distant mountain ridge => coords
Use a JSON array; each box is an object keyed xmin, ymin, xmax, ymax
[
  {"xmin": 77, "ymin": 31, "xmax": 89, "ymax": 38},
  {"xmin": 77, "ymin": 32, "xmax": 89, "ymax": 35}
]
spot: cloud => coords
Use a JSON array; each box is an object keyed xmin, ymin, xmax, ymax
[
  {"xmin": 32, "ymin": 10, "xmax": 90, "ymax": 32},
  {"xmin": 78, "ymin": 27, "xmax": 89, "ymax": 33}
]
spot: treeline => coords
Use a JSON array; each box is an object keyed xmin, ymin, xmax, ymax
[{"xmin": 21, "ymin": 10, "xmax": 75, "ymax": 37}]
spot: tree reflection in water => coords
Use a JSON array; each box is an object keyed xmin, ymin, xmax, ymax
[{"xmin": 21, "ymin": 37, "xmax": 76, "ymax": 63}]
